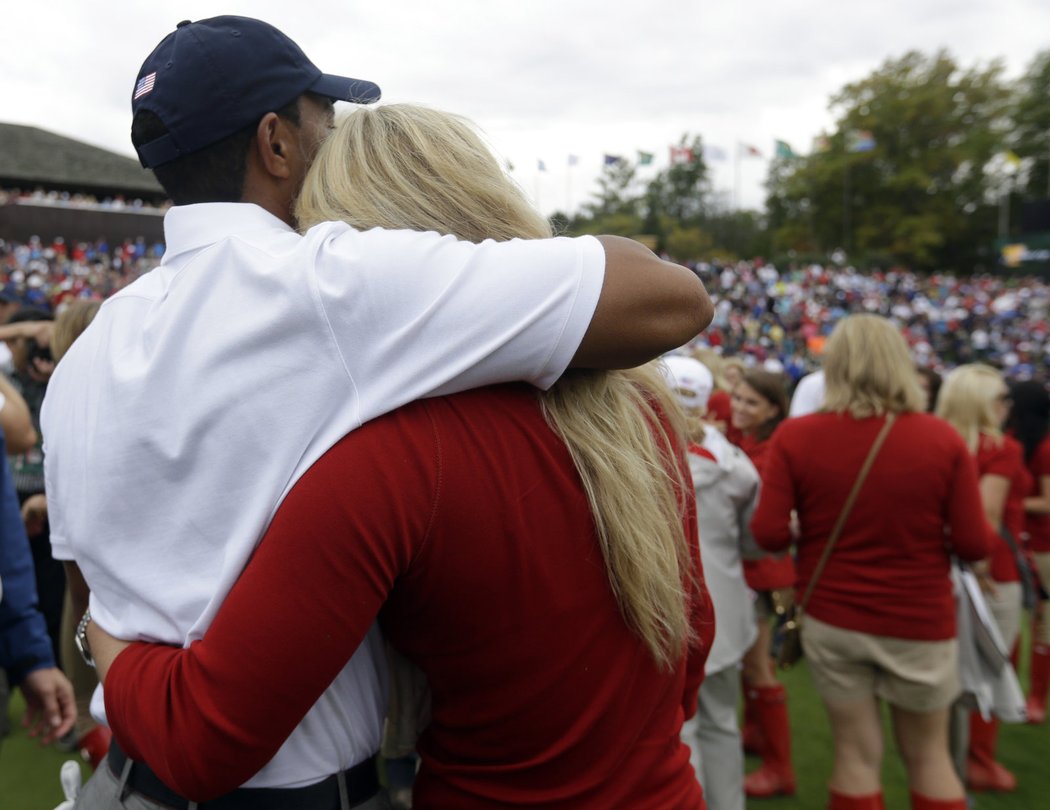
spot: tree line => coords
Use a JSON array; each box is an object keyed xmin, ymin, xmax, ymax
[{"xmin": 555, "ymin": 50, "xmax": 1050, "ymax": 272}]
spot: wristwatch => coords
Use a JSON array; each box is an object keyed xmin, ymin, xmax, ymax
[{"xmin": 75, "ymin": 609, "xmax": 95, "ymax": 668}]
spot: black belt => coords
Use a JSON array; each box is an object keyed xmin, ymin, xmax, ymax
[{"xmin": 107, "ymin": 740, "xmax": 379, "ymax": 809}]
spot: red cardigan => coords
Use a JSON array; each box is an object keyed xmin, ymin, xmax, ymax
[
  {"xmin": 751, "ymin": 411, "xmax": 993, "ymax": 640},
  {"xmin": 103, "ymin": 385, "xmax": 710, "ymax": 809}
]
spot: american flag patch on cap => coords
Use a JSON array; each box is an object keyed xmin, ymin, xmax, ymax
[{"xmin": 134, "ymin": 72, "xmax": 157, "ymax": 100}]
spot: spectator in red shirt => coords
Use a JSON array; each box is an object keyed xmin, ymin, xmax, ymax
[
  {"xmin": 937, "ymin": 364, "xmax": 1029, "ymax": 793},
  {"xmin": 729, "ymin": 368, "xmax": 797, "ymax": 798},
  {"xmin": 1009, "ymin": 379, "xmax": 1050, "ymax": 724},
  {"xmin": 83, "ymin": 104, "xmax": 712, "ymax": 810},
  {"xmin": 752, "ymin": 315, "xmax": 991, "ymax": 810}
]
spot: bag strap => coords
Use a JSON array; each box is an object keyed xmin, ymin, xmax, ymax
[{"xmin": 796, "ymin": 412, "xmax": 897, "ymax": 614}]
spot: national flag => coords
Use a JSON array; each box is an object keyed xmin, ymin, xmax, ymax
[
  {"xmin": 568, "ymin": 154, "xmax": 579, "ymax": 167},
  {"xmin": 774, "ymin": 140, "xmax": 797, "ymax": 160},
  {"xmin": 133, "ymin": 72, "xmax": 156, "ymax": 100},
  {"xmin": 1004, "ymin": 150, "xmax": 1022, "ymax": 168},
  {"xmin": 537, "ymin": 159, "xmax": 547, "ymax": 172},
  {"xmin": 669, "ymin": 146, "xmax": 694, "ymax": 165},
  {"xmin": 703, "ymin": 145, "xmax": 727, "ymax": 162},
  {"xmin": 739, "ymin": 143, "xmax": 762, "ymax": 158},
  {"xmin": 604, "ymin": 154, "xmax": 624, "ymax": 166},
  {"xmin": 846, "ymin": 130, "xmax": 876, "ymax": 153},
  {"xmin": 637, "ymin": 151, "xmax": 654, "ymax": 166}
]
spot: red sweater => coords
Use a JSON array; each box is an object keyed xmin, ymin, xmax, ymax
[
  {"xmin": 737, "ymin": 431, "xmax": 796, "ymax": 591},
  {"xmin": 1026, "ymin": 435, "xmax": 1050, "ymax": 553},
  {"xmin": 103, "ymin": 385, "xmax": 710, "ymax": 809},
  {"xmin": 751, "ymin": 412, "xmax": 993, "ymax": 640},
  {"xmin": 976, "ymin": 433, "xmax": 1030, "ymax": 583}
]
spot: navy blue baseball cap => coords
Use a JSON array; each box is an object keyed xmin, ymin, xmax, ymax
[{"xmin": 132, "ymin": 16, "xmax": 381, "ymax": 168}]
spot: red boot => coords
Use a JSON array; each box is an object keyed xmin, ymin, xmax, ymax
[
  {"xmin": 827, "ymin": 789, "xmax": 885, "ymax": 809},
  {"xmin": 909, "ymin": 792, "xmax": 967, "ymax": 809},
  {"xmin": 966, "ymin": 713, "xmax": 1016, "ymax": 792},
  {"xmin": 741, "ymin": 678, "xmax": 766, "ymax": 755},
  {"xmin": 1027, "ymin": 642, "xmax": 1050, "ymax": 724},
  {"xmin": 744, "ymin": 683, "xmax": 796, "ymax": 797}
]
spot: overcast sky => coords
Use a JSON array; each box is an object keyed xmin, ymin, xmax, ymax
[{"xmin": 5, "ymin": 1, "xmax": 1048, "ymax": 214}]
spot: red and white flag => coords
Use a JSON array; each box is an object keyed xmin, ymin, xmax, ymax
[{"xmin": 670, "ymin": 145, "xmax": 694, "ymax": 165}]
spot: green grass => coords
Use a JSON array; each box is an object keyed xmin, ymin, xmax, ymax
[
  {"xmin": 0, "ymin": 689, "xmax": 91, "ymax": 809},
  {"xmin": 746, "ymin": 660, "xmax": 1049, "ymax": 809},
  {"xmin": 0, "ymin": 658, "xmax": 1045, "ymax": 809}
]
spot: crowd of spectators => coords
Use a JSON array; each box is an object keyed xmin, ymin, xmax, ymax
[
  {"xmin": 1, "ymin": 235, "xmax": 1049, "ymax": 385},
  {"xmin": 687, "ymin": 260, "xmax": 1050, "ymax": 382},
  {"xmin": 0, "ymin": 188, "xmax": 168, "ymax": 213},
  {"xmin": 0, "ymin": 235, "xmax": 164, "ymax": 314}
]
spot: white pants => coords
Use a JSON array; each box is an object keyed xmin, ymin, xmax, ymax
[{"xmin": 680, "ymin": 665, "xmax": 745, "ymax": 810}]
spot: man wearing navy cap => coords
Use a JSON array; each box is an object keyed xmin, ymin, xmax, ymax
[{"xmin": 44, "ymin": 15, "xmax": 712, "ymax": 809}]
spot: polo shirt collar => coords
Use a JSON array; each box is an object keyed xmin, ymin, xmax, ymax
[{"xmin": 161, "ymin": 203, "xmax": 297, "ymax": 261}]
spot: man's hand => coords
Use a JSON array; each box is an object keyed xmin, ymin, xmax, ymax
[
  {"xmin": 21, "ymin": 493, "xmax": 48, "ymax": 537},
  {"xmin": 86, "ymin": 619, "xmax": 132, "ymax": 683},
  {"xmin": 20, "ymin": 667, "xmax": 76, "ymax": 744}
]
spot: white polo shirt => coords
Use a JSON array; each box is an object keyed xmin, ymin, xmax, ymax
[{"xmin": 41, "ymin": 203, "xmax": 604, "ymax": 788}]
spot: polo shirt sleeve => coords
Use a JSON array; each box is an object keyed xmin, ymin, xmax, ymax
[{"xmin": 307, "ymin": 226, "xmax": 605, "ymax": 418}]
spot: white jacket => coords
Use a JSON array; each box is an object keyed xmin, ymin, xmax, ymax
[{"xmin": 688, "ymin": 429, "xmax": 760, "ymax": 674}]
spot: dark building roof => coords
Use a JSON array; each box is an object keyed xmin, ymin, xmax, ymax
[{"xmin": 0, "ymin": 123, "xmax": 164, "ymax": 201}]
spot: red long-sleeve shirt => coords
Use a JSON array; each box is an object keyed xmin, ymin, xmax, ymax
[
  {"xmin": 736, "ymin": 432, "xmax": 796, "ymax": 591},
  {"xmin": 103, "ymin": 385, "xmax": 710, "ymax": 808},
  {"xmin": 976, "ymin": 433, "xmax": 1030, "ymax": 583},
  {"xmin": 1026, "ymin": 435, "xmax": 1050, "ymax": 553},
  {"xmin": 751, "ymin": 411, "xmax": 993, "ymax": 640}
]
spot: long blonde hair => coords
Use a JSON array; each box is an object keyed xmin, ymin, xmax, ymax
[
  {"xmin": 822, "ymin": 314, "xmax": 925, "ymax": 418},
  {"xmin": 52, "ymin": 300, "xmax": 102, "ymax": 362},
  {"xmin": 936, "ymin": 364, "xmax": 1006, "ymax": 453},
  {"xmin": 298, "ymin": 105, "xmax": 695, "ymax": 668}
]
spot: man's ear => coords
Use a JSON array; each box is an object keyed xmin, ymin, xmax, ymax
[{"xmin": 253, "ymin": 112, "xmax": 295, "ymax": 180}]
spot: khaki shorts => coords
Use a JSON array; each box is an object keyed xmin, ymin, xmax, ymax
[{"xmin": 801, "ymin": 614, "xmax": 960, "ymax": 712}]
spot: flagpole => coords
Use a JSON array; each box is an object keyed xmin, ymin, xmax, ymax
[
  {"xmin": 842, "ymin": 132, "xmax": 850, "ymax": 251},
  {"xmin": 734, "ymin": 142, "xmax": 741, "ymax": 211},
  {"xmin": 566, "ymin": 163, "xmax": 572, "ymax": 215}
]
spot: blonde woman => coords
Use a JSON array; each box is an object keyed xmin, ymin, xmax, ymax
[
  {"xmin": 752, "ymin": 315, "xmax": 991, "ymax": 810},
  {"xmin": 936, "ymin": 364, "xmax": 1029, "ymax": 793},
  {"xmin": 86, "ymin": 105, "xmax": 713, "ymax": 809}
]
